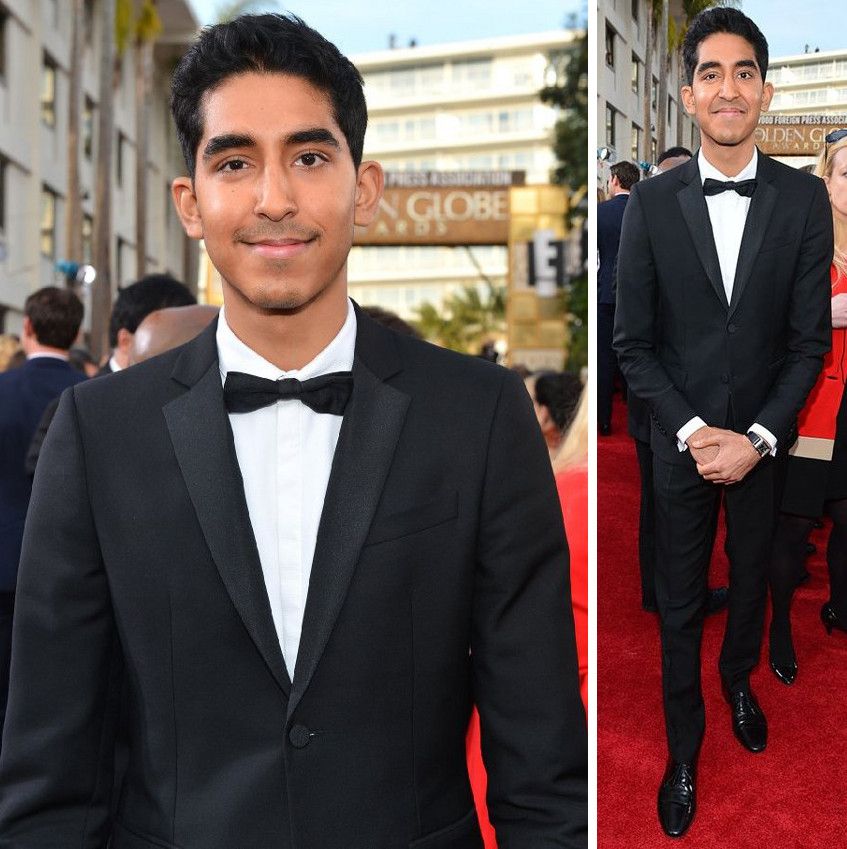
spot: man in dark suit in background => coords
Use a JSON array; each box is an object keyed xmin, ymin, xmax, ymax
[
  {"xmin": 614, "ymin": 8, "xmax": 832, "ymax": 837},
  {"xmin": 0, "ymin": 15, "xmax": 586, "ymax": 849},
  {"xmin": 0, "ymin": 287, "xmax": 86, "ymax": 751},
  {"xmin": 598, "ymin": 160, "xmax": 640, "ymax": 435}
]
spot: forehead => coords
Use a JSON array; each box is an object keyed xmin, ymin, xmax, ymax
[
  {"xmin": 831, "ymin": 146, "xmax": 847, "ymax": 171},
  {"xmin": 695, "ymin": 32, "xmax": 758, "ymax": 67},
  {"xmin": 199, "ymin": 72, "xmax": 338, "ymax": 139}
]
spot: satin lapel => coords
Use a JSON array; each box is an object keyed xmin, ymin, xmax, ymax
[
  {"xmin": 676, "ymin": 164, "xmax": 728, "ymax": 310},
  {"xmin": 288, "ymin": 353, "xmax": 410, "ymax": 719},
  {"xmin": 163, "ymin": 332, "xmax": 291, "ymax": 696},
  {"xmin": 729, "ymin": 157, "xmax": 779, "ymax": 316}
]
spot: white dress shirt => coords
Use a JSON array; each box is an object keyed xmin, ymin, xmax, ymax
[
  {"xmin": 216, "ymin": 300, "xmax": 356, "ymax": 680},
  {"xmin": 676, "ymin": 148, "xmax": 776, "ymax": 453}
]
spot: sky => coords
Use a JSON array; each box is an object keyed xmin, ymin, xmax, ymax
[
  {"xmin": 187, "ymin": 0, "xmax": 584, "ymax": 55},
  {"xmin": 740, "ymin": 0, "xmax": 842, "ymax": 59}
]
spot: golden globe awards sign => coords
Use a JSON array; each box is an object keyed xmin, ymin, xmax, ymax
[
  {"xmin": 755, "ymin": 115, "xmax": 847, "ymax": 156},
  {"xmin": 354, "ymin": 171, "xmax": 525, "ymax": 246}
]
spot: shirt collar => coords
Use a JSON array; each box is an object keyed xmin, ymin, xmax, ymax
[
  {"xmin": 109, "ymin": 354, "xmax": 124, "ymax": 373},
  {"xmin": 27, "ymin": 352, "xmax": 69, "ymax": 362},
  {"xmin": 698, "ymin": 147, "xmax": 758, "ymax": 184},
  {"xmin": 216, "ymin": 298, "xmax": 357, "ymax": 382}
]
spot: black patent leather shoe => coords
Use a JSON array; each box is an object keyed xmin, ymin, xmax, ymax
[
  {"xmin": 705, "ymin": 586, "xmax": 728, "ymax": 615},
  {"xmin": 724, "ymin": 687, "xmax": 767, "ymax": 752},
  {"xmin": 769, "ymin": 658, "xmax": 797, "ymax": 686},
  {"xmin": 821, "ymin": 602, "xmax": 847, "ymax": 635},
  {"xmin": 657, "ymin": 760, "xmax": 696, "ymax": 838}
]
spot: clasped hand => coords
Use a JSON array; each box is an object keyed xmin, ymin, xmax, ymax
[{"xmin": 688, "ymin": 425, "xmax": 761, "ymax": 485}]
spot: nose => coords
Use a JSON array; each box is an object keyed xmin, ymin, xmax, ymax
[
  {"xmin": 254, "ymin": 165, "xmax": 297, "ymax": 221},
  {"xmin": 719, "ymin": 72, "xmax": 740, "ymax": 101}
]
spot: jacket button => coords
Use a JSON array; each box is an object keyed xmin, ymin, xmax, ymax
[
  {"xmin": 727, "ymin": 323, "xmax": 737, "ymax": 334},
  {"xmin": 721, "ymin": 374, "xmax": 729, "ymax": 384},
  {"xmin": 289, "ymin": 724, "xmax": 312, "ymax": 749}
]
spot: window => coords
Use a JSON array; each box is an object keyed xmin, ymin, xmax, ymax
[
  {"xmin": 116, "ymin": 235, "xmax": 125, "ymax": 286},
  {"xmin": 606, "ymin": 104, "xmax": 617, "ymax": 148},
  {"xmin": 632, "ymin": 0, "xmax": 639, "ymax": 20},
  {"xmin": 668, "ymin": 96, "xmax": 674, "ymax": 125},
  {"xmin": 83, "ymin": 0, "xmax": 95, "ymax": 47},
  {"xmin": 83, "ymin": 97, "xmax": 95, "ymax": 159},
  {"xmin": 651, "ymin": 76, "xmax": 658, "ymax": 110},
  {"xmin": 0, "ymin": 157, "xmax": 6, "ymax": 234},
  {"xmin": 631, "ymin": 54, "xmax": 641, "ymax": 94},
  {"xmin": 40, "ymin": 186, "xmax": 57, "ymax": 258},
  {"xmin": 631, "ymin": 124, "xmax": 642, "ymax": 161},
  {"xmin": 41, "ymin": 53, "xmax": 57, "ymax": 127},
  {"xmin": 0, "ymin": 9, "xmax": 8, "ymax": 82},
  {"xmin": 116, "ymin": 131, "xmax": 125, "ymax": 186},
  {"xmin": 605, "ymin": 24, "xmax": 615, "ymax": 69},
  {"xmin": 82, "ymin": 214, "xmax": 93, "ymax": 264}
]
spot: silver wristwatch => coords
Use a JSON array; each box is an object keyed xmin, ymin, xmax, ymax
[{"xmin": 746, "ymin": 431, "xmax": 771, "ymax": 458}]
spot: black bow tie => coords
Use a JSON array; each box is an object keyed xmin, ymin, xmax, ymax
[
  {"xmin": 223, "ymin": 370, "xmax": 353, "ymax": 415},
  {"xmin": 703, "ymin": 177, "xmax": 758, "ymax": 198}
]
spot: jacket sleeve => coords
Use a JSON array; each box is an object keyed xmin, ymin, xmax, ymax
[
  {"xmin": 754, "ymin": 178, "xmax": 833, "ymax": 441},
  {"xmin": 471, "ymin": 369, "xmax": 587, "ymax": 848},
  {"xmin": 613, "ymin": 185, "xmax": 699, "ymax": 437},
  {"xmin": 0, "ymin": 388, "xmax": 121, "ymax": 849}
]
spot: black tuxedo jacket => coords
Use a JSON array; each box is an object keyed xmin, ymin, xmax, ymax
[
  {"xmin": 613, "ymin": 151, "xmax": 833, "ymax": 463},
  {"xmin": 0, "ymin": 309, "xmax": 586, "ymax": 849}
]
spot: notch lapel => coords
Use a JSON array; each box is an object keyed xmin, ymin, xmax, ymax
[
  {"xmin": 163, "ymin": 322, "xmax": 291, "ymax": 696},
  {"xmin": 288, "ymin": 317, "xmax": 410, "ymax": 719},
  {"xmin": 676, "ymin": 158, "xmax": 728, "ymax": 310},
  {"xmin": 729, "ymin": 152, "xmax": 779, "ymax": 316}
]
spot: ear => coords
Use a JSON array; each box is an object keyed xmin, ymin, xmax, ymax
[
  {"xmin": 172, "ymin": 177, "xmax": 203, "ymax": 240},
  {"xmin": 681, "ymin": 84, "xmax": 696, "ymax": 116},
  {"xmin": 353, "ymin": 160, "xmax": 385, "ymax": 227},
  {"xmin": 21, "ymin": 317, "xmax": 35, "ymax": 341},
  {"xmin": 760, "ymin": 81, "xmax": 774, "ymax": 112},
  {"xmin": 116, "ymin": 327, "xmax": 134, "ymax": 355}
]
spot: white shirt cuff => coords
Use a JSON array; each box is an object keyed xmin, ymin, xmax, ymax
[
  {"xmin": 676, "ymin": 417, "xmax": 707, "ymax": 452},
  {"xmin": 748, "ymin": 422, "xmax": 778, "ymax": 456}
]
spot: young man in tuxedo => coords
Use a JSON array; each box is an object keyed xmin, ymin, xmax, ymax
[
  {"xmin": 614, "ymin": 8, "xmax": 832, "ymax": 838},
  {"xmin": 0, "ymin": 15, "xmax": 586, "ymax": 849}
]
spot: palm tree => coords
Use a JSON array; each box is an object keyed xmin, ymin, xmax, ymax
[
  {"xmin": 91, "ymin": 0, "xmax": 116, "ymax": 361},
  {"xmin": 65, "ymin": 0, "xmax": 84, "ymax": 266},
  {"xmin": 133, "ymin": 1, "xmax": 162, "ymax": 278}
]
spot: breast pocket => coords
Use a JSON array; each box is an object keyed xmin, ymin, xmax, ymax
[{"xmin": 364, "ymin": 490, "xmax": 458, "ymax": 547}]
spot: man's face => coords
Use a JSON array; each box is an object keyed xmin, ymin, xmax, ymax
[
  {"xmin": 681, "ymin": 33, "xmax": 773, "ymax": 150},
  {"xmin": 173, "ymin": 72, "xmax": 382, "ymax": 315}
]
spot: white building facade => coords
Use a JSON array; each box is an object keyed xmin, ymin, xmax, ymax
[
  {"xmin": 597, "ymin": 0, "xmax": 699, "ymax": 171},
  {"xmin": 345, "ymin": 31, "xmax": 578, "ymax": 320},
  {"xmin": 0, "ymin": 0, "xmax": 199, "ymax": 332}
]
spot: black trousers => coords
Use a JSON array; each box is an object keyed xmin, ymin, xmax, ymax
[
  {"xmin": 635, "ymin": 438, "xmax": 657, "ymax": 608},
  {"xmin": 653, "ymin": 450, "xmax": 787, "ymax": 763},
  {"xmin": 598, "ymin": 303, "xmax": 616, "ymax": 430},
  {"xmin": 0, "ymin": 592, "xmax": 14, "ymax": 755}
]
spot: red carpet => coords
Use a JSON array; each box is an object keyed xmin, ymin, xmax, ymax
[{"xmin": 598, "ymin": 397, "xmax": 847, "ymax": 846}]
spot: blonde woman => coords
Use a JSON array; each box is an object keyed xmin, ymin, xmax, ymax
[{"xmin": 769, "ymin": 129, "xmax": 847, "ymax": 685}]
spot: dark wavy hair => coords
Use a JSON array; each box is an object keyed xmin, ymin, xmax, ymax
[
  {"xmin": 170, "ymin": 13, "xmax": 367, "ymax": 178},
  {"xmin": 682, "ymin": 8, "xmax": 769, "ymax": 87}
]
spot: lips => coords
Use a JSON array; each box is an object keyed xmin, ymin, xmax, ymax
[{"xmin": 245, "ymin": 238, "xmax": 314, "ymax": 259}]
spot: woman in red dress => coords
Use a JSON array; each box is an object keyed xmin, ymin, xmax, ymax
[{"xmin": 768, "ymin": 129, "xmax": 847, "ymax": 684}]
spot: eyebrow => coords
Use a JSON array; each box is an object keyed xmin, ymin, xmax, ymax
[
  {"xmin": 201, "ymin": 127, "xmax": 341, "ymax": 162},
  {"xmin": 696, "ymin": 59, "xmax": 759, "ymax": 75}
]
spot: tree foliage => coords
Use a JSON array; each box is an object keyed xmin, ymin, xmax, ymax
[{"xmin": 413, "ymin": 278, "xmax": 506, "ymax": 356}]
